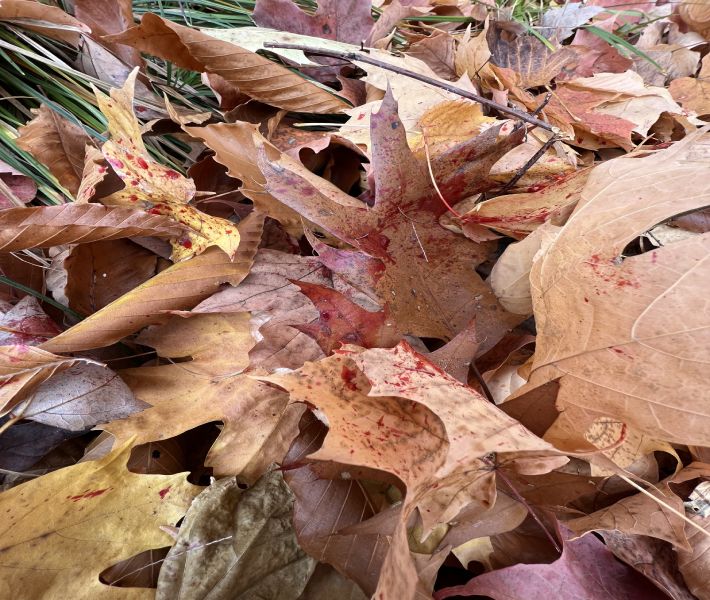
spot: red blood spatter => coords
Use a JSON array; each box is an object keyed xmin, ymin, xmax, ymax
[
  {"xmin": 225, "ymin": 229, "xmax": 232, "ymax": 234},
  {"xmin": 135, "ymin": 106, "xmax": 147, "ymax": 113},
  {"xmin": 148, "ymin": 208, "xmax": 162, "ymax": 215},
  {"xmin": 158, "ymin": 487, "xmax": 171, "ymax": 500},
  {"xmin": 97, "ymin": 166, "xmax": 107, "ymax": 174},
  {"xmin": 164, "ymin": 169, "xmax": 180, "ymax": 180},
  {"xmin": 108, "ymin": 158, "xmax": 124, "ymax": 170},
  {"xmin": 180, "ymin": 239, "xmax": 193, "ymax": 249},
  {"xmin": 137, "ymin": 157, "xmax": 149, "ymax": 170},
  {"xmin": 651, "ymin": 251, "xmax": 658, "ymax": 264},
  {"xmin": 129, "ymin": 194, "xmax": 138, "ymax": 202},
  {"xmin": 130, "ymin": 179, "xmax": 140, "ymax": 187},
  {"xmin": 341, "ymin": 365, "xmax": 358, "ymax": 391},
  {"xmin": 66, "ymin": 488, "xmax": 110, "ymax": 502},
  {"xmin": 125, "ymin": 153, "xmax": 134, "ymax": 160}
]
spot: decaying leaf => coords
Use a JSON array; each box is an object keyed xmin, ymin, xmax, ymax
[{"xmin": 157, "ymin": 471, "xmax": 315, "ymax": 600}]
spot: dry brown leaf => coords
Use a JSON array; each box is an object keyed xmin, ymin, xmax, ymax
[
  {"xmin": 39, "ymin": 211, "xmax": 263, "ymax": 353},
  {"xmin": 515, "ymin": 131, "xmax": 710, "ymax": 445},
  {"xmin": 62, "ymin": 239, "xmax": 158, "ymax": 316},
  {"xmin": 679, "ymin": 0, "xmax": 710, "ymax": 38},
  {"xmin": 16, "ymin": 106, "xmax": 91, "ymax": 197},
  {"xmin": 106, "ymin": 13, "xmax": 348, "ymax": 113},
  {"xmin": 0, "ymin": 345, "xmax": 98, "ymax": 416},
  {"xmin": 102, "ymin": 312, "xmax": 303, "ymax": 481},
  {"xmin": 260, "ymin": 342, "xmax": 567, "ymax": 599},
  {"xmin": 0, "ymin": 0, "xmax": 89, "ymax": 45},
  {"xmin": 408, "ymin": 32, "xmax": 457, "ymax": 80},
  {"xmin": 74, "ymin": 0, "xmax": 141, "ymax": 68},
  {"xmin": 487, "ymin": 21, "xmax": 576, "ymax": 88},
  {"xmin": 0, "ymin": 204, "xmax": 184, "ymax": 253},
  {"xmin": 464, "ymin": 167, "xmax": 590, "ymax": 239},
  {"xmin": 0, "ymin": 440, "xmax": 199, "ymax": 599},
  {"xmin": 12, "ymin": 363, "xmax": 147, "ymax": 431}
]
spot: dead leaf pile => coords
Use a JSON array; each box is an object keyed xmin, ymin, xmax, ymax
[{"xmin": 0, "ymin": 1, "xmax": 709, "ymax": 599}]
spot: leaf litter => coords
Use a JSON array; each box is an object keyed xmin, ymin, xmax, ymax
[{"xmin": 0, "ymin": 1, "xmax": 709, "ymax": 599}]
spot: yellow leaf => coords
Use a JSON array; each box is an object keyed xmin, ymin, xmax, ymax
[
  {"xmin": 0, "ymin": 440, "xmax": 199, "ymax": 599},
  {"xmin": 93, "ymin": 69, "xmax": 240, "ymax": 261}
]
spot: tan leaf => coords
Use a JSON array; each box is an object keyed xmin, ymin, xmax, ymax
[
  {"xmin": 0, "ymin": 345, "xmax": 98, "ymax": 415},
  {"xmin": 74, "ymin": 0, "xmax": 141, "ymax": 68},
  {"xmin": 516, "ymin": 131, "xmax": 710, "ymax": 445},
  {"xmin": 16, "ymin": 105, "xmax": 91, "ymax": 197},
  {"xmin": 157, "ymin": 472, "xmax": 315, "ymax": 600},
  {"xmin": 0, "ymin": 204, "xmax": 184, "ymax": 253},
  {"xmin": 679, "ymin": 0, "xmax": 710, "ymax": 38},
  {"xmin": 0, "ymin": 440, "xmax": 199, "ymax": 599},
  {"xmin": 0, "ymin": 0, "xmax": 89, "ymax": 45},
  {"xmin": 40, "ymin": 211, "xmax": 263, "ymax": 353},
  {"xmin": 464, "ymin": 168, "xmax": 589, "ymax": 239},
  {"xmin": 94, "ymin": 70, "xmax": 240, "ymax": 261},
  {"xmin": 676, "ymin": 464, "xmax": 710, "ymax": 600},
  {"xmin": 106, "ymin": 14, "xmax": 348, "ymax": 113},
  {"xmin": 12, "ymin": 363, "xmax": 148, "ymax": 431},
  {"xmin": 102, "ymin": 312, "xmax": 303, "ymax": 481}
]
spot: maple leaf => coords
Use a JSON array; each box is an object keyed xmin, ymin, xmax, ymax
[
  {"xmin": 93, "ymin": 69, "xmax": 240, "ymax": 261},
  {"xmin": 257, "ymin": 90, "xmax": 524, "ymax": 343},
  {"xmin": 515, "ymin": 130, "xmax": 710, "ymax": 446},
  {"xmin": 0, "ymin": 440, "xmax": 199, "ymax": 599}
]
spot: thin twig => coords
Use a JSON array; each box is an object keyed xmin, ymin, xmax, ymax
[
  {"xmin": 501, "ymin": 135, "xmax": 559, "ymax": 192},
  {"xmin": 512, "ymin": 92, "xmax": 552, "ymax": 133},
  {"xmin": 471, "ymin": 362, "xmax": 495, "ymax": 404},
  {"xmin": 263, "ymin": 42, "xmax": 554, "ymax": 131}
]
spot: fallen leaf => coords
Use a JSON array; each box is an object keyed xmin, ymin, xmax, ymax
[
  {"xmin": 74, "ymin": 0, "xmax": 141, "ymax": 68},
  {"xmin": 106, "ymin": 14, "xmax": 349, "ymax": 113},
  {"xmin": 156, "ymin": 471, "xmax": 315, "ymax": 600},
  {"xmin": 0, "ymin": 0, "xmax": 89, "ymax": 45},
  {"xmin": 258, "ymin": 90, "xmax": 523, "ymax": 343},
  {"xmin": 464, "ymin": 167, "xmax": 590, "ymax": 239},
  {"xmin": 487, "ymin": 21, "xmax": 576, "ymax": 88},
  {"xmin": 16, "ymin": 106, "xmax": 91, "ymax": 197},
  {"xmin": 0, "ymin": 296, "xmax": 61, "ymax": 345},
  {"xmin": 408, "ymin": 32, "xmax": 457, "ymax": 80},
  {"xmin": 539, "ymin": 3, "xmax": 605, "ymax": 43},
  {"xmin": 0, "ymin": 440, "xmax": 199, "ymax": 599},
  {"xmin": 516, "ymin": 131, "xmax": 710, "ymax": 445},
  {"xmin": 293, "ymin": 281, "xmax": 399, "ymax": 354},
  {"xmin": 252, "ymin": 0, "xmax": 374, "ymax": 44},
  {"xmin": 436, "ymin": 527, "xmax": 669, "ymax": 599},
  {"xmin": 94, "ymin": 70, "xmax": 240, "ymax": 261},
  {"xmin": 489, "ymin": 222, "xmax": 562, "ymax": 315},
  {"xmin": 39, "ymin": 211, "xmax": 263, "ymax": 353},
  {"xmin": 102, "ymin": 312, "xmax": 303, "ymax": 481},
  {"xmin": 0, "ymin": 160, "xmax": 37, "ymax": 208},
  {"xmin": 61, "ymin": 239, "xmax": 158, "ymax": 316},
  {"xmin": 0, "ymin": 420, "xmax": 77, "ymax": 473},
  {"xmin": 0, "ymin": 345, "xmax": 98, "ymax": 415},
  {"xmin": 12, "ymin": 363, "xmax": 147, "ymax": 431},
  {"xmin": 0, "ymin": 204, "xmax": 184, "ymax": 253},
  {"xmin": 679, "ymin": 0, "xmax": 710, "ymax": 38}
]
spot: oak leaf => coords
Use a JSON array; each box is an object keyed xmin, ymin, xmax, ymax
[
  {"xmin": 102, "ymin": 312, "xmax": 303, "ymax": 481},
  {"xmin": 0, "ymin": 441, "xmax": 199, "ymax": 599},
  {"xmin": 257, "ymin": 90, "xmax": 523, "ymax": 343}
]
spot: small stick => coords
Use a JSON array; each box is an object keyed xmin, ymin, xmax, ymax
[
  {"xmin": 501, "ymin": 134, "xmax": 559, "ymax": 192},
  {"xmin": 263, "ymin": 42, "xmax": 554, "ymax": 132},
  {"xmin": 512, "ymin": 92, "xmax": 552, "ymax": 133}
]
